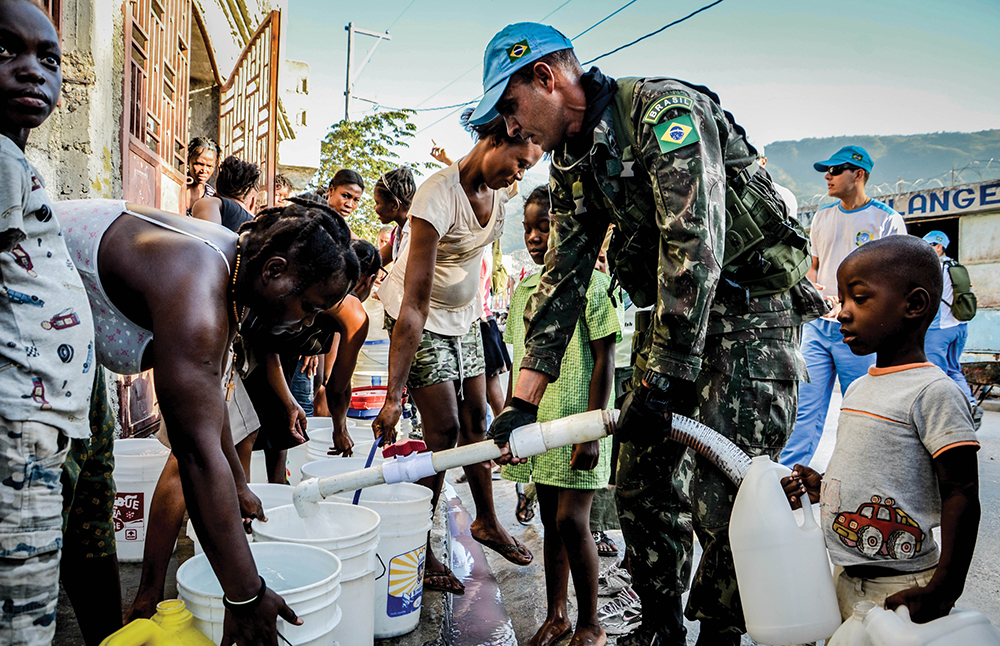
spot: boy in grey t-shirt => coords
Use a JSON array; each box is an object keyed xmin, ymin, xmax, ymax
[{"xmin": 783, "ymin": 235, "xmax": 980, "ymax": 624}]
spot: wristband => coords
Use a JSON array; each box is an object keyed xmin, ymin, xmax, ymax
[
  {"xmin": 510, "ymin": 397, "xmax": 539, "ymax": 416},
  {"xmin": 223, "ymin": 576, "xmax": 267, "ymax": 612}
]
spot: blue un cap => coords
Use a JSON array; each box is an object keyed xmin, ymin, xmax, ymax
[
  {"xmin": 813, "ymin": 145, "xmax": 874, "ymax": 173},
  {"xmin": 470, "ymin": 23, "xmax": 574, "ymax": 125},
  {"xmin": 923, "ymin": 231, "xmax": 950, "ymax": 248}
]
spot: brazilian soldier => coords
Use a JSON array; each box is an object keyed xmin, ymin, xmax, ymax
[{"xmin": 480, "ymin": 23, "xmax": 827, "ymax": 646}]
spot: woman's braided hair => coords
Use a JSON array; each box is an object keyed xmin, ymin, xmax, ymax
[
  {"xmin": 374, "ymin": 166, "xmax": 416, "ymax": 206},
  {"xmin": 350, "ymin": 239, "xmax": 381, "ymax": 279},
  {"xmin": 239, "ymin": 196, "xmax": 360, "ymax": 295}
]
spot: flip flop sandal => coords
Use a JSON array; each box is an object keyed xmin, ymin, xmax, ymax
[
  {"xmin": 516, "ymin": 490, "xmax": 536, "ymax": 525},
  {"xmin": 593, "ymin": 531, "xmax": 619, "ymax": 558},
  {"xmin": 472, "ymin": 532, "xmax": 533, "ymax": 566},
  {"xmin": 423, "ymin": 566, "xmax": 466, "ymax": 595}
]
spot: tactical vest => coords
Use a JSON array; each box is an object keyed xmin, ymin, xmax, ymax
[{"xmin": 607, "ymin": 78, "xmax": 811, "ymax": 303}]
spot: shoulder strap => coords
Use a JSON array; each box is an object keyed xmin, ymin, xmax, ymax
[{"xmin": 612, "ymin": 77, "xmax": 641, "ymax": 153}]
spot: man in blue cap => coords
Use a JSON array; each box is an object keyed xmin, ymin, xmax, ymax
[
  {"xmin": 481, "ymin": 22, "xmax": 826, "ymax": 646},
  {"xmin": 922, "ymin": 231, "xmax": 980, "ymax": 422},
  {"xmin": 780, "ymin": 146, "xmax": 906, "ymax": 469}
]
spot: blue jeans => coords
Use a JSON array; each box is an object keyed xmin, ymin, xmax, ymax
[
  {"xmin": 289, "ymin": 357, "xmax": 314, "ymax": 416},
  {"xmin": 780, "ymin": 318, "xmax": 875, "ymax": 467},
  {"xmin": 925, "ymin": 323, "xmax": 973, "ymax": 402}
]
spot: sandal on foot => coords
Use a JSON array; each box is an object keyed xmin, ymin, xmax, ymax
[
  {"xmin": 423, "ymin": 566, "xmax": 465, "ymax": 595},
  {"xmin": 593, "ymin": 530, "xmax": 619, "ymax": 557},
  {"xmin": 472, "ymin": 532, "xmax": 533, "ymax": 566},
  {"xmin": 516, "ymin": 490, "xmax": 536, "ymax": 525}
]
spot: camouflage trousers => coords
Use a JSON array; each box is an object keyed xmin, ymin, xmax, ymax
[
  {"xmin": 385, "ymin": 314, "xmax": 485, "ymax": 392},
  {"xmin": 0, "ymin": 416, "xmax": 70, "ymax": 645},
  {"xmin": 616, "ymin": 325, "xmax": 802, "ymax": 635}
]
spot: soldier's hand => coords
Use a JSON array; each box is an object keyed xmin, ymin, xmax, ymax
[
  {"xmin": 488, "ymin": 398, "xmax": 538, "ymax": 448},
  {"xmin": 617, "ymin": 376, "xmax": 695, "ymax": 446}
]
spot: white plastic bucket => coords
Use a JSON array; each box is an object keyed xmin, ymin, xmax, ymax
[
  {"xmin": 345, "ymin": 415, "xmax": 412, "ymax": 442},
  {"xmin": 356, "ymin": 340, "xmax": 390, "ymax": 373},
  {"xmin": 112, "ymin": 438, "xmax": 172, "ymax": 562},
  {"xmin": 351, "ymin": 370, "xmax": 389, "ymax": 389},
  {"xmin": 176, "ymin": 541, "xmax": 342, "ymax": 646},
  {"xmin": 189, "ymin": 483, "xmax": 293, "ymax": 555},
  {"xmin": 305, "ymin": 417, "xmax": 334, "ymax": 431},
  {"xmin": 249, "ymin": 443, "xmax": 309, "ymax": 486},
  {"xmin": 305, "ymin": 424, "xmax": 375, "ymax": 463},
  {"xmin": 314, "ymin": 458, "xmax": 434, "ymax": 638},
  {"xmin": 253, "ymin": 502, "xmax": 381, "ymax": 646}
]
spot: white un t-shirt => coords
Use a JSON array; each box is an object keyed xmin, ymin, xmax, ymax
[
  {"xmin": 810, "ymin": 199, "xmax": 906, "ymax": 301},
  {"xmin": 379, "ymin": 162, "xmax": 515, "ymax": 337}
]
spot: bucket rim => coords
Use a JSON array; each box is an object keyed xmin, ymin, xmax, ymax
[
  {"xmin": 251, "ymin": 503, "xmax": 381, "ymax": 545},
  {"xmin": 112, "ymin": 438, "xmax": 171, "ymax": 457},
  {"xmin": 176, "ymin": 541, "xmax": 342, "ymax": 598}
]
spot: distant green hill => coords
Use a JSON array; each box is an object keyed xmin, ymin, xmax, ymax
[{"xmin": 764, "ymin": 130, "xmax": 1000, "ymax": 207}]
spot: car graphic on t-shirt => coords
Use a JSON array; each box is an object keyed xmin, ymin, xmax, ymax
[{"xmin": 832, "ymin": 495, "xmax": 925, "ymax": 559}]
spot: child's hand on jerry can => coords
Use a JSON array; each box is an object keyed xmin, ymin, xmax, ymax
[{"xmin": 780, "ymin": 465, "xmax": 822, "ymax": 510}]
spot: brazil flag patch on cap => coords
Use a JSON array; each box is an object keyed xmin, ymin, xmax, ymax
[
  {"xmin": 506, "ymin": 40, "xmax": 531, "ymax": 63},
  {"xmin": 652, "ymin": 114, "xmax": 700, "ymax": 154}
]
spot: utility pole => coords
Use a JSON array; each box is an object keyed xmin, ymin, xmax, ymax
[{"xmin": 344, "ymin": 22, "xmax": 391, "ymax": 121}]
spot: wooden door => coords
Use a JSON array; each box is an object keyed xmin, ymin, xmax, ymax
[
  {"xmin": 219, "ymin": 10, "xmax": 281, "ymax": 209},
  {"xmin": 122, "ymin": 0, "xmax": 191, "ymax": 212}
]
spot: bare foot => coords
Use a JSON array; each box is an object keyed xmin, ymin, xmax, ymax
[
  {"xmin": 526, "ymin": 616, "xmax": 572, "ymax": 646},
  {"xmin": 569, "ymin": 623, "xmax": 606, "ymax": 646}
]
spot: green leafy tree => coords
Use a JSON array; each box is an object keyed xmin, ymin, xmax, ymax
[{"xmin": 313, "ymin": 110, "xmax": 437, "ymax": 240}]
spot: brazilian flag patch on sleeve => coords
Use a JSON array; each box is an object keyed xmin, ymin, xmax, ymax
[{"xmin": 652, "ymin": 114, "xmax": 700, "ymax": 154}]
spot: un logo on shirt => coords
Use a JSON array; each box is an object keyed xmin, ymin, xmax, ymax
[{"xmin": 855, "ymin": 230, "xmax": 874, "ymax": 246}]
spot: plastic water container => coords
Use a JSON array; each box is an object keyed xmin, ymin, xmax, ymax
[
  {"xmin": 176, "ymin": 542, "xmax": 342, "ymax": 646},
  {"xmin": 347, "ymin": 410, "xmax": 412, "ymax": 441},
  {"xmin": 352, "ymin": 370, "xmax": 388, "ymax": 388},
  {"xmin": 730, "ymin": 455, "xmax": 842, "ymax": 645},
  {"xmin": 326, "ymin": 458, "xmax": 433, "ymax": 638},
  {"xmin": 829, "ymin": 601, "xmax": 877, "ymax": 646},
  {"xmin": 305, "ymin": 416, "xmax": 334, "ymax": 431},
  {"xmin": 188, "ymin": 483, "xmax": 293, "ymax": 555},
  {"xmin": 864, "ymin": 604, "xmax": 1000, "ymax": 646},
  {"xmin": 99, "ymin": 599, "xmax": 213, "ymax": 646},
  {"xmin": 112, "ymin": 438, "xmax": 172, "ymax": 562},
  {"xmin": 356, "ymin": 339, "xmax": 390, "ymax": 372},
  {"xmin": 253, "ymin": 502, "xmax": 381, "ymax": 646}
]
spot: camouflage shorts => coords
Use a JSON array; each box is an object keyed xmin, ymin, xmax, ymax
[
  {"xmin": 385, "ymin": 314, "xmax": 485, "ymax": 391},
  {"xmin": 62, "ymin": 368, "xmax": 116, "ymax": 559},
  {"xmin": 0, "ymin": 416, "xmax": 70, "ymax": 645}
]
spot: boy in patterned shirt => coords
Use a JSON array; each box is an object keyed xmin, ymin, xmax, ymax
[
  {"xmin": 501, "ymin": 186, "xmax": 622, "ymax": 646},
  {"xmin": 0, "ymin": 1, "xmax": 96, "ymax": 643}
]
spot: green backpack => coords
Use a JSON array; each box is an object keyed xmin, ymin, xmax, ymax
[
  {"xmin": 610, "ymin": 78, "xmax": 811, "ymax": 298},
  {"xmin": 944, "ymin": 259, "xmax": 977, "ymax": 321}
]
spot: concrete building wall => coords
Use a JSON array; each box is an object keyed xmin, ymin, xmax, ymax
[
  {"xmin": 277, "ymin": 59, "xmax": 321, "ymax": 189},
  {"xmin": 26, "ymin": 0, "xmax": 124, "ymax": 200}
]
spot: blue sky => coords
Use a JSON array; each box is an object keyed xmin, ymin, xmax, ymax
[{"xmin": 286, "ymin": 0, "xmax": 999, "ymax": 172}]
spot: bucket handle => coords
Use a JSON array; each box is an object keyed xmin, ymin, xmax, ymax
[
  {"xmin": 352, "ymin": 436, "xmax": 385, "ymax": 505},
  {"xmin": 374, "ymin": 553, "xmax": 387, "ymax": 581}
]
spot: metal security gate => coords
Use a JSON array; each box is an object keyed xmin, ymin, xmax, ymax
[{"xmin": 218, "ymin": 10, "xmax": 281, "ymax": 209}]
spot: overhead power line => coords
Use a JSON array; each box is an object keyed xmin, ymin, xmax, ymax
[
  {"xmin": 409, "ymin": 0, "xmax": 725, "ymax": 133},
  {"xmin": 582, "ymin": 0, "xmax": 725, "ymax": 65},
  {"xmin": 386, "ymin": 0, "xmax": 417, "ymax": 32}
]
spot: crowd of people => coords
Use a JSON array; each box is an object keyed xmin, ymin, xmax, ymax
[{"xmin": 0, "ymin": 4, "xmax": 984, "ymax": 646}]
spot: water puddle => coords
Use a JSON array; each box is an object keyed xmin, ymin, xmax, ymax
[{"xmin": 445, "ymin": 482, "xmax": 517, "ymax": 646}]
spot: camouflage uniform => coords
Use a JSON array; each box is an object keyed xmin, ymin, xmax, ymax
[
  {"xmin": 521, "ymin": 74, "xmax": 826, "ymax": 637},
  {"xmin": 385, "ymin": 314, "xmax": 485, "ymax": 392}
]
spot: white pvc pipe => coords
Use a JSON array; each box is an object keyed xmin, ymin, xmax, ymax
[{"xmin": 293, "ymin": 408, "xmax": 753, "ymax": 518}]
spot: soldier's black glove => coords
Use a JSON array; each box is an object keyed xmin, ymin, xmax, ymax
[
  {"xmin": 488, "ymin": 397, "xmax": 538, "ymax": 446},
  {"xmin": 617, "ymin": 371, "xmax": 695, "ymax": 446}
]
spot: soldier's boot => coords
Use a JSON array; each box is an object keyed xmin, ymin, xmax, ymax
[
  {"xmin": 617, "ymin": 596, "xmax": 686, "ymax": 646},
  {"xmin": 694, "ymin": 621, "xmax": 742, "ymax": 646}
]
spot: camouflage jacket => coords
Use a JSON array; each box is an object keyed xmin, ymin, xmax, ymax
[{"xmin": 522, "ymin": 75, "xmax": 825, "ymax": 383}]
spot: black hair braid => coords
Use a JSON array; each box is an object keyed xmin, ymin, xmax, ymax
[
  {"xmin": 241, "ymin": 199, "xmax": 360, "ymax": 296},
  {"xmin": 350, "ymin": 239, "xmax": 381, "ymax": 278},
  {"xmin": 217, "ymin": 155, "xmax": 261, "ymax": 200}
]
